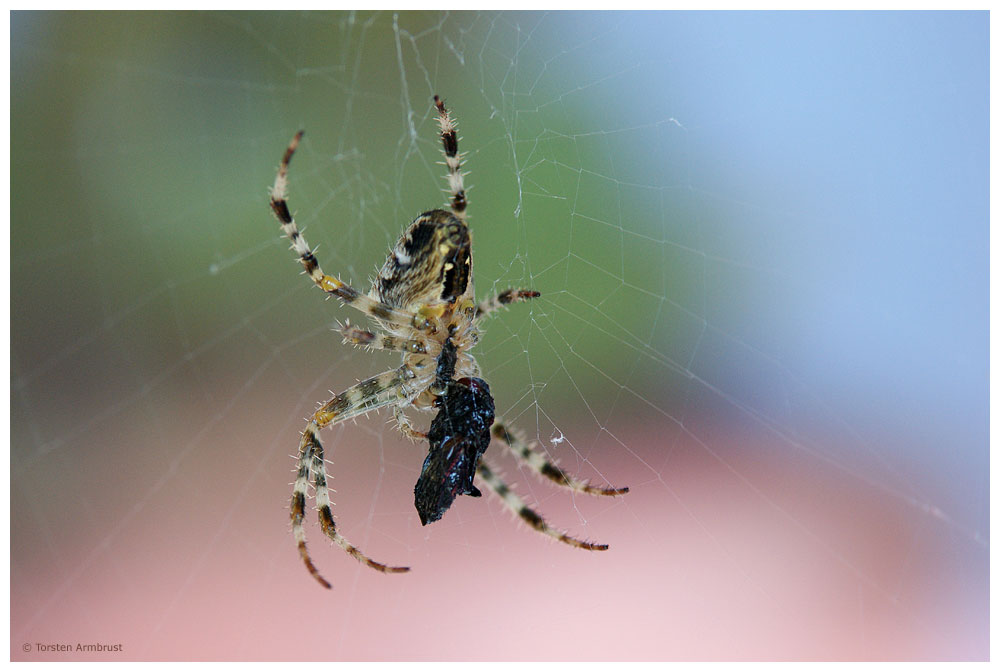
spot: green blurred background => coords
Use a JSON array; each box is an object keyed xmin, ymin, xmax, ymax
[{"xmin": 11, "ymin": 11, "xmax": 987, "ymax": 661}]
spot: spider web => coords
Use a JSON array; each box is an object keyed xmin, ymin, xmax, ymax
[{"xmin": 10, "ymin": 11, "xmax": 989, "ymax": 661}]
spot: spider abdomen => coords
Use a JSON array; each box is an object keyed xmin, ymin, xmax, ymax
[
  {"xmin": 374, "ymin": 209, "xmax": 472, "ymax": 309},
  {"xmin": 414, "ymin": 376, "xmax": 495, "ymax": 526}
]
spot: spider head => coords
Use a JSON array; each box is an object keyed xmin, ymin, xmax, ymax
[{"xmin": 414, "ymin": 377, "xmax": 494, "ymax": 526}]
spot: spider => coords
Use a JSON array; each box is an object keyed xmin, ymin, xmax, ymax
[{"xmin": 269, "ymin": 95, "xmax": 629, "ymax": 589}]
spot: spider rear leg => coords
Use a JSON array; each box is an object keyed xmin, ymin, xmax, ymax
[
  {"xmin": 475, "ymin": 289, "xmax": 540, "ymax": 320},
  {"xmin": 491, "ymin": 421, "xmax": 629, "ymax": 497},
  {"xmin": 310, "ymin": 441, "xmax": 410, "ymax": 574},
  {"xmin": 475, "ymin": 461, "xmax": 609, "ymax": 551},
  {"xmin": 270, "ymin": 132, "xmax": 437, "ymax": 335},
  {"xmin": 291, "ymin": 444, "xmax": 331, "ymax": 588},
  {"xmin": 290, "ymin": 367, "xmax": 416, "ymax": 588}
]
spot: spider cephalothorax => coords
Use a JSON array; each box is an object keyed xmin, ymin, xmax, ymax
[{"xmin": 269, "ymin": 95, "xmax": 628, "ymax": 589}]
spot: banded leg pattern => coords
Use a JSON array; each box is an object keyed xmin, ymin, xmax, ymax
[
  {"xmin": 290, "ymin": 367, "xmax": 415, "ymax": 588},
  {"xmin": 492, "ymin": 422, "xmax": 629, "ymax": 497},
  {"xmin": 270, "ymin": 131, "xmax": 435, "ymax": 334},
  {"xmin": 434, "ymin": 95, "xmax": 467, "ymax": 225},
  {"xmin": 339, "ymin": 322, "xmax": 433, "ymax": 356},
  {"xmin": 476, "ymin": 461, "xmax": 609, "ymax": 551},
  {"xmin": 310, "ymin": 442, "xmax": 410, "ymax": 574},
  {"xmin": 475, "ymin": 288, "xmax": 541, "ymax": 320}
]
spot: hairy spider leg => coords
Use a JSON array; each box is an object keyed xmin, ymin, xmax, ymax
[
  {"xmin": 475, "ymin": 461, "xmax": 610, "ymax": 551},
  {"xmin": 491, "ymin": 421, "xmax": 630, "ymax": 497},
  {"xmin": 433, "ymin": 99, "xmax": 540, "ymax": 320},
  {"xmin": 335, "ymin": 324, "xmax": 436, "ymax": 443},
  {"xmin": 270, "ymin": 131, "xmax": 437, "ymax": 334},
  {"xmin": 392, "ymin": 406, "xmax": 428, "ymax": 443},
  {"xmin": 433, "ymin": 95, "xmax": 468, "ymax": 225},
  {"xmin": 338, "ymin": 323, "xmax": 436, "ymax": 356},
  {"xmin": 291, "ymin": 367, "xmax": 416, "ymax": 589},
  {"xmin": 474, "ymin": 289, "xmax": 542, "ymax": 320}
]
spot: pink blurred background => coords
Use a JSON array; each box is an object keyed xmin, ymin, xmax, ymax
[{"xmin": 11, "ymin": 387, "xmax": 986, "ymax": 660}]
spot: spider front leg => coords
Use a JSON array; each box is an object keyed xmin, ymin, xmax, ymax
[
  {"xmin": 291, "ymin": 366, "xmax": 415, "ymax": 589},
  {"xmin": 475, "ymin": 288, "xmax": 541, "ymax": 320},
  {"xmin": 270, "ymin": 131, "xmax": 438, "ymax": 335},
  {"xmin": 475, "ymin": 461, "xmax": 610, "ymax": 551}
]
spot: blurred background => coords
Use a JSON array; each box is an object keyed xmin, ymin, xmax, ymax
[{"xmin": 11, "ymin": 11, "xmax": 988, "ymax": 661}]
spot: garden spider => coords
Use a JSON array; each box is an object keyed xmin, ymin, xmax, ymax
[{"xmin": 270, "ymin": 95, "xmax": 628, "ymax": 589}]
